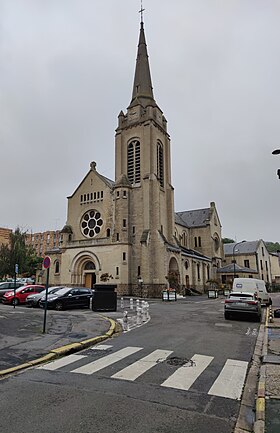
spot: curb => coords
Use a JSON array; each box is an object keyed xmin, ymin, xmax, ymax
[
  {"xmin": 253, "ymin": 308, "xmax": 269, "ymax": 433},
  {"xmin": 0, "ymin": 315, "xmax": 117, "ymax": 378}
]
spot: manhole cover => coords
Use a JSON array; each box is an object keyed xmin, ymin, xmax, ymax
[{"xmin": 166, "ymin": 357, "xmax": 195, "ymax": 367}]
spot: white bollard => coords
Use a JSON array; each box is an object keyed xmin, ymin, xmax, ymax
[
  {"xmin": 137, "ymin": 306, "xmax": 142, "ymax": 325},
  {"xmin": 130, "ymin": 298, "xmax": 134, "ymax": 310},
  {"xmin": 146, "ymin": 302, "xmax": 150, "ymax": 320},
  {"xmin": 121, "ymin": 297, "xmax": 124, "ymax": 309},
  {"xmin": 142, "ymin": 303, "xmax": 147, "ymax": 322},
  {"xmin": 136, "ymin": 299, "xmax": 139, "ymax": 309},
  {"xmin": 123, "ymin": 310, "xmax": 128, "ymax": 331}
]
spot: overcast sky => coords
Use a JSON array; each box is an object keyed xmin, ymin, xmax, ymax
[{"xmin": 1, "ymin": 0, "xmax": 280, "ymax": 242}]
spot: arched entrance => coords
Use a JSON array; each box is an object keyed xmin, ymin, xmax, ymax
[
  {"xmin": 70, "ymin": 251, "xmax": 101, "ymax": 287},
  {"xmin": 84, "ymin": 261, "xmax": 96, "ymax": 289},
  {"xmin": 167, "ymin": 257, "xmax": 180, "ymax": 290}
]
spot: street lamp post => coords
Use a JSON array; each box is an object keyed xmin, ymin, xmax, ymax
[
  {"xmin": 272, "ymin": 149, "xmax": 280, "ymax": 179},
  {"xmin": 138, "ymin": 277, "xmax": 143, "ymax": 298},
  {"xmin": 233, "ymin": 240, "xmax": 246, "ymax": 279}
]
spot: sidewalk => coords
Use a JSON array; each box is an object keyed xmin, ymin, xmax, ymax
[{"xmin": 255, "ymin": 305, "xmax": 280, "ymax": 433}]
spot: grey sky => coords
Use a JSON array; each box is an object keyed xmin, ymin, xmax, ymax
[{"xmin": 1, "ymin": 0, "xmax": 280, "ymax": 242}]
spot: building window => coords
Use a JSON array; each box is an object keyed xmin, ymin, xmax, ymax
[
  {"xmin": 194, "ymin": 237, "xmax": 197, "ymax": 248},
  {"xmin": 123, "ymin": 190, "xmax": 127, "ymax": 198},
  {"xmin": 123, "ymin": 252, "xmax": 126, "ymax": 261},
  {"xmin": 54, "ymin": 260, "xmax": 60, "ymax": 274},
  {"xmin": 265, "ymin": 261, "xmax": 268, "ymax": 271},
  {"xmin": 80, "ymin": 210, "xmax": 103, "ymax": 238},
  {"xmin": 260, "ymin": 260, "xmax": 263, "ymax": 270},
  {"xmin": 157, "ymin": 141, "xmax": 164, "ymax": 188},
  {"xmin": 107, "ymin": 228, "xmax": 111, "ymax": 237},
  {"xmin": 198, "ymin": 236, "xmax": 201, "ymax": 247},
  {"xmin": 123, "ymin": 219, "xmax": 127, "ymax": 228},
  {"xmin": 197, "ymin": 264, "xmax": 200, "ymax": 280},
  {"xmin": 132, "ymin": 226, "xmax": 136, "ymax": 235},
  {"xmin": 244, "ymin": 260, "xmax": 250, "ymax": 268},
  {"xmin": 262, "ymin": 247, "xmax": 264, "ymax": 256},
  {"xmin": 116, "ymin": 266, "xmax": 119, "ymax": 276},
  {"xmin": 138, "ymin": 266, "xmax": 141, "ymax": 277},
  {"xmin": 116, "ymin": 191, "xmax": 120, "ymax": 198},
  {"xmin": 116, "ymin": 233, "xmax": 119, "ymax": 241},
  {"xmin": 127, "ymin": 139, "xmax": 140, "ymax": 184},
  {"xmin": 101, "ymin": 191, "xmax": 103, "ymax": 199}
]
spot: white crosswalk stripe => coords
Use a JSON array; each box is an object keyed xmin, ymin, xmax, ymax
[
  {"xmin": 208, "ymin": 359, "xmax": 248, "ymax": 400},
  {"xmin": 38, "ymin": 354, "xmax": 87, "ymax": 371},
  {"xmin": 161, "ymin": 354, "xmax": 214, "ymax": 391},
  {"xmin": 72, "ymin": 346, "xmax": 143, "ymax": 375},
  {"xmin": 112, "ymin": 349, "xmax": 173, "ymax": 381},
  {"xmin": 36, "ymin": 346, "xmax": 248, "ymax": 400}
]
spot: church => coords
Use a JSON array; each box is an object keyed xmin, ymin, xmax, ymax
[{"xmin": 46, "ymin": 19, "xmax": 224, "ymax": 297}]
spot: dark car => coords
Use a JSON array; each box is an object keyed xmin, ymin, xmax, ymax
[
  {"xmin": 0, "ymin": 281, "xmax": 24, "ymax": 301},
  {"xmin": 224, "ymin": 291, "xmax": 262, "ymax": 322},
  {"xmin": 25, "ymin": 286, "xmax": 64, "ymax": 307},
  {"xmin": 39, "ymin": 287, "xmax": 92, "ymax": 310}
]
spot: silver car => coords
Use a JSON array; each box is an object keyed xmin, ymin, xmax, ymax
[
  {"xmin": 26, "ymin": 286, "xmax": 64, "ymax": 307},
  {"xmin": 224, "ymin": 291, "xmax": 261, "ymax": 322}
]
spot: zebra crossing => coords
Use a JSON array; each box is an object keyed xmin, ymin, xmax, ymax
[{"xmin": 37, "ymin": 344, "xmax": 248, "ymax": 400}]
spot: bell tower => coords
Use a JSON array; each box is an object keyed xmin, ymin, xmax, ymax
[{"xmin": 114, "ymin": 18, "xmax": 175, "ymax": 291}]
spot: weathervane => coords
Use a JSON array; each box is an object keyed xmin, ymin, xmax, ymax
[{"xmin": 139, "ymin": 0, "xmax": 145, "ymax": 23}]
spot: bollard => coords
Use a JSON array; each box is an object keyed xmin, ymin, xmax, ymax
[
  {"xmin": 146, "ymin": 302, "xmax": 150, "ymax": 320},
  {"xmin": 269, "ymin": 306, "xmax": 274, "ymax": 323},
  {"xmin": 136, "ymin": 299, "xmax": 140, "ymax": 309},
  {"xmin": 123, "ymin": 310, "xmax": 128, "ymax": 331},
  {"xmin": 130, "ymin": 298, "xmax": 134, "ymax": 310},
  {"xmin": 121, "ymin": 297, "xmax": 124, "ymax": 309},
  {"xmin": 142, "ymin": 303, "xmax": 147, "ymax": 322},
  {"xmin": 136, "ymin": 306, "xmax": 142, "ymax": 325}
]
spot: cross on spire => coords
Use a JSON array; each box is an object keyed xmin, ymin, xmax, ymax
[{"xmin": 139, "ymin": 0, "xmax": 145, "ymax": 23}]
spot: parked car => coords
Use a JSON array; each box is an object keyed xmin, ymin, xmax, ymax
[
  {"xmin": 2, "ymin": 285, "xmax": 45, "ymax": 305},
  {"xmin": 26, "ymin": 286, "xmax": 64, "ymax": 307},
  {"xmin": 0, "ymin": 281, "xmax": 23, "ymax": 300},
  {"xmin": 224, "ymin": 291, "xmax": 262, "ymax": 321},
  {"xmin": 39, "ymin": 287, "xmax": 92, "ymax": 310}
]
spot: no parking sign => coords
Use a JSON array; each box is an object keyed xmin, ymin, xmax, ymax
[{"xmin": 43, "ymin": 256, "xmax": 51, "ymax": 269}]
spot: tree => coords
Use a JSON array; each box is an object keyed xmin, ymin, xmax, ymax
[
  {"xmin": 222, "ymin": 238, "xmax": 235, "ymax": 244},
  {"xmin": 0, "ymin": 227, "xmax": 42, "ymax": 279},
  {"xmin": 265, "ymin": 241, "xmax": 280, "ymax": 253}
]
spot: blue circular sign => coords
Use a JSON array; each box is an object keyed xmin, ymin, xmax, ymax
[{"xmin": 43, "ymin": 256, "xmax": 51, "ymax": 269}]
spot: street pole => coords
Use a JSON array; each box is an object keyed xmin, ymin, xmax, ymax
[
  {"xmin": 14, "ymin": 263, "xmax": 18, "ymax": 309},
  {"xmin": 233, "ymin": 241, "xmax": 246, "ymax": 280},
  {"xmin": 43, "ymin": 267, "xmax": 49, "ymax": 334}
]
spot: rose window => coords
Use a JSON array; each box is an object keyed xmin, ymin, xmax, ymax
[{"xmin": 81, "ymin": 210, "xmax": 103, "ymax": 238}]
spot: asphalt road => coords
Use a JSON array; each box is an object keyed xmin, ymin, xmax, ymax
[{"xmin": 0, "ymin": 296, "xmax": 260, "ymax": 433}]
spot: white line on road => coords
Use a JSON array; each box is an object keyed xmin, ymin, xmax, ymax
[
  {"xmin": 38, "ymin": 354, "xmax": 87, "ymax": 371},
  {"xmin": 112, "ymin": 349, "xmax": 173, "ymax": 381},
  {"xmin": 91, "ymin": 345, "xmax": 113, "ymax": 350},
  {"xmin": 215, "ymin": 323, "xmax": 232, "ymax": 328},
  {"xmin": 72, "ymin": 347, "xmax": 143, "ymax": 375},
  {"xmin": 208, "ymin": 359, "xmax": 248, "ymax": 400},
  {"xmin": 161, "ymin": 354, "xmax": 214, "ymax": 391}
]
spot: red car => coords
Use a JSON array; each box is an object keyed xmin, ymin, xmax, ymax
[{"xmin": 2, "ymin": 285, "xmax": 45, "ymax": 305}]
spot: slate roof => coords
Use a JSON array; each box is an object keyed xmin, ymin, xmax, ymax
[
  {"xmin": 175, "ymin": 208, "xmax": 211, "ymax": 228},
  {"xmin": 217, "ymin": 263, "xmax": 258, "ymax": 274},
  {"xmin": 224, "ymin": 241, "xmax": 261, "ymax": 255}
]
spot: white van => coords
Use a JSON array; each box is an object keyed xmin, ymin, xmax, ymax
[{"xmin": 232, "ymin": 278, "xmax": 272, "ymax": 306}]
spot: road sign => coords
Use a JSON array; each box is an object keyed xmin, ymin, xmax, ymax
[{"xmin": 43, "ymin": 256, "xmax": 51, "ymax": 269}]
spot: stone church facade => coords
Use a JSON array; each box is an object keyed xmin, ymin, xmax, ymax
[{"xmin": 45, "ymin": 21, "xmax": 224, "ymax": 297}]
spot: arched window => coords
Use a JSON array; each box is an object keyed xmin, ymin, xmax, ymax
[
  {"xmin": 157, "ymin": 141, "xmax": 164, "ymax": 188},
  {"xmin": 54, "ymin": 260, "xmax": 60, "ymax": 274},
  {"xmin": 106, "ymin": 228, "xmax": 111, "ymax": 237},
  {"xmin": 127, "ymin": 140, "xmax": 140, "ymax": 184},
  {"xmin": 84, "ymin": 261, "xmax": 95, "ymax": 270}
]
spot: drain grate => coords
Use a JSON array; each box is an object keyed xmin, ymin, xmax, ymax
[{"xmin": 166, "ymin": 356, "xmax": 196, "ymax": 367}]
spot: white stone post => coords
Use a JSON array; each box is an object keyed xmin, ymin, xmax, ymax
[
  {"xmin": 136, "ymin": 306, "xmax": 142, "ymax": 325},
  {"xmin": 120, "ymin": 297, "xmax": 124, "ymax": 309},
  {"xmin": 130, "ymin": 298, "xmax": 134, "ymax": 310},
  {"xmin": 123, "ymin": 310, "xmax": 128, "ymax": 331}
]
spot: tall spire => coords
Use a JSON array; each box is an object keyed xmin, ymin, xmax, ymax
[{"xmin": 128, "ymin": 19, "xmax": 157, "ymax": 109}]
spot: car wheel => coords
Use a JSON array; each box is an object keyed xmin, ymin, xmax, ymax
[
  {"xmin": 224, "ymin": 312, "xmax": 231, "ymax": 320},
  {"xmin": 55, "ymin": 301, "xmax": 63, "ymax": 311},
  {"xmin": 12, "ymin": 298, "xmax": 19, "ymax": 306}
]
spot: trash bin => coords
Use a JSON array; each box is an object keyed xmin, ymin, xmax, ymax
[
  {"xmin": 91, "ymin": 284, "xmax": 117, "ymax": 312},
  {"xmin": 208, "ymin": 289, "xmax": 218, "ymax": 299}
]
